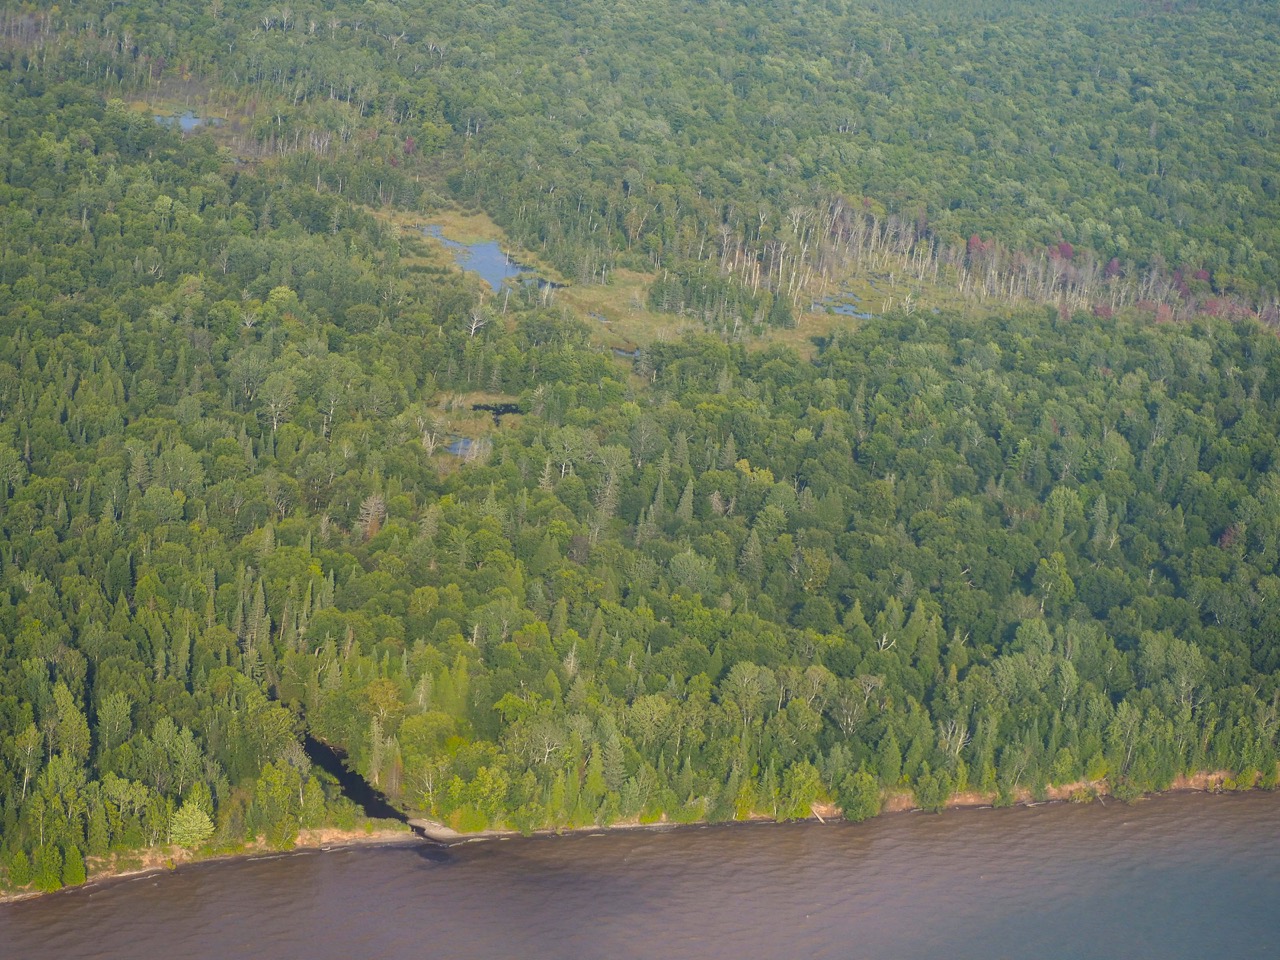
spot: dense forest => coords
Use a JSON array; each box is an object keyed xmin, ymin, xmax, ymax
[
  {"xmin": 7, "ymin": 0, "xmax": 1280, "ymax": 316},
  {"xmin": 3, "ymin": 0, "xmax": 1280, "ymax": 894}
]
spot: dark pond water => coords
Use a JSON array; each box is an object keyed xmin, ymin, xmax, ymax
[
  {"xmin": 472, "ymin": 402, "xmax": 521, "ymax": 424},
  {"xmin": 3, "ymin": 792, "xmax": 1278, "ymax": 960},
  {"xmin": 424, "ymin": 225, "xmax": 529, "ymax": 291}
]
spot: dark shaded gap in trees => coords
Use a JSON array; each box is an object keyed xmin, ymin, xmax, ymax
[{"xmin": 304, "ymin": 737, "xmax": 408, "ymax": 824}]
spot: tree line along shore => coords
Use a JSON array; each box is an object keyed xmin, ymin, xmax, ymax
[{"xmin": 4, "ymin": 0, "xmax": 1280, "ymax": 899}]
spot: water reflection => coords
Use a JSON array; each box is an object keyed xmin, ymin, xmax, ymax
[
  {"xmin": 154, "ymin": 112, "xmax": 223, "ymax": 133},
  {"xmin": 813, "ymin": 293, "xmax": 872, "ymax": 319},
  {"xmin": 424, "ymin": 225, "xmax": 529, "ymax": 291}
]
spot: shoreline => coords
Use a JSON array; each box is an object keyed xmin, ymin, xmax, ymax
[
  {"xmin": 410, "ymin": 768, "xmax": 1258, "ymax": 845},
  {"xmin": 0, "ymin": 825, "xmax": 418, "ymax": 906},
  {"xmin": 3, "ymin": 771, "xmax": 1267, "ymax": 904},
  {"xmin": 881, "ymin": 769, "xmax": 1241, "ymax": 815}
]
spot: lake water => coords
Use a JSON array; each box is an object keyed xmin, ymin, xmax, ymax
[
  {"xmin": 3, "ymin": 791, "xmax": 1277, "ymax": 959},
  {"xmin": 424, "ymin": 225, "xmax": 528, "ymax": 291}
]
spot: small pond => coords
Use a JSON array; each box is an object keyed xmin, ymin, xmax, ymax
[
  {"xmin": 424, "ymin": 225, "xmax": 531, "ymax": 292},
  {"xmin": 154, "ymin": 111, "xmax": 223, "ymax": 133},
  {"xmin": 813, "ymin": 293, "xmax": 872, "ymax": 319},
  {"xmin": 472, "ymin": 402, "xmax": 521, "ymax": 424}
]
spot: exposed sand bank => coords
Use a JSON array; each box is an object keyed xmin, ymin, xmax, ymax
[
  {"xmin": 411, "ymin": 770, "xmax": 1259, "ymax": 845},
  {"xmin": 3, "ymin": 770, "xmax": 1267, "ymax": 903},
  {"xmin": 0, "ymin": 825, "xmax": 416, "ymax": 905}
]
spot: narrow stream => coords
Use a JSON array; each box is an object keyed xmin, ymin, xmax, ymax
[{"xmin": 303, "ymin": 736, "xmax": 407, "ymax": 824}]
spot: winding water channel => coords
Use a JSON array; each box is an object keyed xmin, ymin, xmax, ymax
[{"xmin": 3, "ymin": 791, "xmax": 1277, "ymax": 959}]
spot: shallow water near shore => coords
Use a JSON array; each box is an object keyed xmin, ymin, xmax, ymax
[{"xmin": 3, "ymin": 791, "xmax": 1277, "ymax": 960}]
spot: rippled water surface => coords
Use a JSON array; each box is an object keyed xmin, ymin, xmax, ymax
[{"xmin": 3, "ymin": 792, "xmax": 1278, "ymax": 959}]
